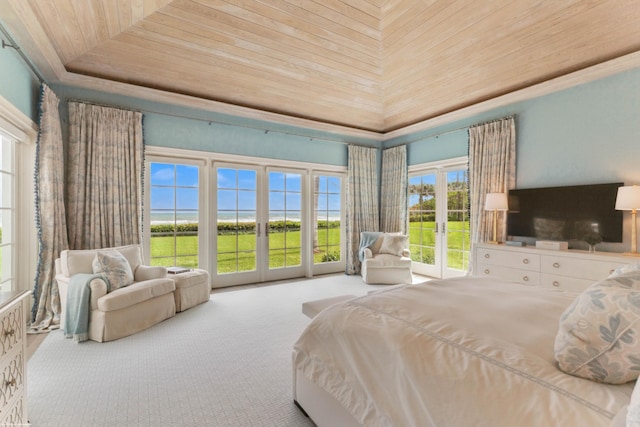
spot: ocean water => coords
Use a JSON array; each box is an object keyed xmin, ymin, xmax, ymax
[{"xmin": 150, "ymin": 211, "xmax": 339, "ymax": 224}]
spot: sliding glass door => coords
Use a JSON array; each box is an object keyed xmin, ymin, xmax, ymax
[
  {"xmin": 145, "ymin": 153, "xmax": 346, "ymax": 288},
  {"xmin": 312, "ymin": 174, "xmax": 345, "ymax": 274},
  {"xmin": 265, "ymin": 168, "xmax": 305, "ymax": 281},
  {"xmin": 213, "ymin": 164, "xmax": 306, "ymax": 286},
  {"xmin": 214, "ymin": 165, "xmax": 260, "ymax": 285},
  {"xmin": 148, "ymin": 162, "xmax": 200, "ymax": 268},
  {"xmin": 408, "ymin": 162, "xmax": 469, "ymax": 278},
  {"xmin": 408, "ymin": 171, "xmax": 438, "ymax": 276}
]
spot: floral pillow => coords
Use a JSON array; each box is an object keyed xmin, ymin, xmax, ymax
[
  {"xmin": 92, "ymin": 250, "xmax": 134, "ymax": 291},
  {"xmin": 379, "ymin": 234, "xmax": 408, "ymax": 257},
  {"xmin": 609, "ymin": 262, "xmax": 640, "ymax": 278},
  {"xmin": 554, "ymin": 269, "xmax": 640, "ymax": 384}
]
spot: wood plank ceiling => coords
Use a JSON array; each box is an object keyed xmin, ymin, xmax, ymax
[{"xmin": 16, "ymin": 0, "xmax": 640, "ymax": 132}]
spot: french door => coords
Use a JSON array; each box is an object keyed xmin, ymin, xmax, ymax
[
  {"xmin": 213, "ymin": 163, "xmax": 306, "ymax": 286},
  {"xmin": 408, "ymin": 162, "xmax": 470, "ymax": 279}
]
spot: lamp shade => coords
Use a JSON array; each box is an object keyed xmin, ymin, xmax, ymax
[
  {"xmin": 615, "ymin": 185, "xmax": 640, "ymax": 210},
  {"xmin": 485, "ymin": 193, "xmax": 509, "ymax": 211}
]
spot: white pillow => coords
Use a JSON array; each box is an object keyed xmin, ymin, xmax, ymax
[
  {"xmin": 627, "ymin": 380, "xmax": 640, "ymax": 427},
  {"xmin": 378, "ymin": 234, "xmax": 408, "ymax": 256},
  {"xmin": 554, "ymin": 269, "xmax": 640, "ymax": 384},
  {"xmin": 92, "ymin": 249, "xmax": 134, "ymax": 291}
]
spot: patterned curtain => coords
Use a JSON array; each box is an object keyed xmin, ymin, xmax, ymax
[
  {"xmin": 66, "ymin": 102, "xmax": 144, "ymax": 249},
  {"xmin": 468, "ymin": 116, "xmax": 516, "ymax": 256},
  {"xmin": 380, "ymin": 145, "xmax": 407, "ymax": 234},
  {"xmin": 345, "ymin": 145, "xmax": 379, "ymax": 274},
  {"xmin": 29, "ymin": 84, "xmax": 69, "ymax": 332}
]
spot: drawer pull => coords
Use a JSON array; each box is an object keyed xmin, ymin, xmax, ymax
[
  {"xmin": 5, "ymin": 378, "xmax": 15, "ymax": 387},
  {"xmin": 484, "ymin": 269, "xmax": 490, "ymax": 274},
  {"xmin": 484, "ymin": 253, "xmax": 490, "ymax": 259},
  {"xmin": 553, "ymin": 262, "xmax": 560, "ymax": 269},
  {"xmin": 522, "ymin": 258, "xmax": 529, "ymax": 264},
  {"xmin": 4, "ymin": 329, "xmax": 14, "ymax": 337},
  {"xmin": 523, "ymin": 276, "xmax": 529, "ymax": 282},
  {"xmin": 553, "ymin": 281, "xmax": 560, "ymax": 287}
]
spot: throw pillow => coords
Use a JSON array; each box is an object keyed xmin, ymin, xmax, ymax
[
  {"xmin": 378, "ymin": 234, "xmax": 408, "ymax": 257},
  {"xmin": 609, "ymin": 262, "xmax": 640, "ymax": 278},
  {"xmin": 554, "ymin": 270, "xmax": 640, "ymax": 384},
  {"xmin": 92, "ymin": 250, "xmax": 134, "ymax": 291},
  {"xmin": 628, "ymin": 380, "xmax": 640, "ymax": 427}
]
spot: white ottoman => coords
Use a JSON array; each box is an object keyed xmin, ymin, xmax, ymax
[
  {"xmin": 302, "ymin": 294, "xmax": 357, "ymax": 319},
  {"xmin": 169, "ymin": 269, "xmax": 211, "ymax": 312}
]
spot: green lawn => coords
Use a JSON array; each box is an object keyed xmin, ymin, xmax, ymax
[
  {"xmin": 150, "ymin": 228, "xmax": 341, "ymax": 273},
  {"xmin": 150, "ymin": 221, "xmax": 469, "ymax": 272},
  {"xmin": 408, "ymin": 221, "xmax": 470, "ymax": 270}
]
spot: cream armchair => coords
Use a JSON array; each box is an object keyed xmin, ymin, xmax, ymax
[
  {"xmin": 55, "ymin": 244, "xmax": 176, "ymax": 342},
  {"xmin": 360, "ymin": 232, "xmax": 412, "ymax": 285}
]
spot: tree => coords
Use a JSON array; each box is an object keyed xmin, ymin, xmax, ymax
[{"xmin": 408, "ymin": 183, "xmax": 434, "ymax": 210}]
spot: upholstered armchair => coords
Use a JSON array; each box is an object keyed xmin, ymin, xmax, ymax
[
  {"xmin": 55, "ymin": 244, "xmax": 176, "ymax": 342},
  {"xmin": 360, "ymin": 232, "xmax": 412, "ymax": 285}
]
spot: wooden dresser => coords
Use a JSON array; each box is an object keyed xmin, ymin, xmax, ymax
[
  {"xmin": 0, "ymin": 291, "xmax": 30, "ymax": 426},
  {"xmin": 474, "ymin": 243, "xmax": 638, "ymax": 292}
]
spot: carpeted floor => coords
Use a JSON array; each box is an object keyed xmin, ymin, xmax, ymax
[{"xmin": 27, "ymin": 273, "xmax": 397, "ymax": 426}]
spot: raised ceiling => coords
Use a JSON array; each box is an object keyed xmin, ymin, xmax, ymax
[{"xmin": 3, "ymin": 0, "xmax": 640, "ymax": 134}]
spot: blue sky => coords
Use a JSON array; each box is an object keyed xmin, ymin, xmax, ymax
[
  {"xmin": 150, "ymin": 163, "xmax": 198, "ymax": 210},
  {"xmin": 150, "ymin": 163, "xmax": 341, "ymax": 214}
]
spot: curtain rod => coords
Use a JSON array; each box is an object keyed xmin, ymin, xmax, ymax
[
  {"xmin": 385, "ymin": 123, "xmax": 469, "ymax": 147},
  {"xmin": 0, "ymin": 23, "xmax": 45, "ymax": 84},
  {"xmin": 66, "ymin": 98, "xmax": 142, "ymax": 114},
  {"xmin": 66, "ymin": 97, "xmax": 376, "ymax": 147},
  {"xmin": 388, "ymin": 114, "xmax": 517, "ymax": 147},
  {"xmin": 432, "ymin": 114, "xmax": 516, "ymax": 137},
  {"xmin": 469, "ymin": 115, "xmax": 516, "ymax": 130},
  {"xmin": 136, "ymin": 108, "xmax": 377, "ymax": 147}
]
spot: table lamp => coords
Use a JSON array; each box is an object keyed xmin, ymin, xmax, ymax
[
  {"xmin": 615, "ymin": 185, "xmax": 640, "ymax": 254},
  {"xmin": 485, "ymin": 192, "xmax": 508, "ymax": 244}
]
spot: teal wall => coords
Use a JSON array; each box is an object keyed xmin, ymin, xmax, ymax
[
  {"xmin": 403, "ymin": 129, "xmax": 469, "ymax": 165},
  {"xmin": 0, "ymin": 36, "xmax": 40, "ymax": 121},
  {"xmin": 394, "ymin": 68, "xmax": 640, "ymax": 188},
  {"xmin": 51, "ymin": 85, "xmax": 380, "ymax": 167},
  {"xmin": 515, "ymin": 69, "xmax": 640, "ymax": 187}
]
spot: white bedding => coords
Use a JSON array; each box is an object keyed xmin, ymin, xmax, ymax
[{"xmin": 293, "ymin": 277, "xmax": 634, "ymax": 426}]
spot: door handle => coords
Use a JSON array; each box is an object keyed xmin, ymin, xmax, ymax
[{"xmin": 257, "ymin": 222, "xmax": 260, "ymax": 237}]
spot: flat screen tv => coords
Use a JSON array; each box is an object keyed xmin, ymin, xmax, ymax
[{"xmin": 507, "ymin": 183, "xmax": 624, "ymax": 243}]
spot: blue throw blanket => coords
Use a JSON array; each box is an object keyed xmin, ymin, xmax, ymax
[
  {"xmin": 359, "ymin": 231, "xmax": 383, "ymax": 262},
  {"xmin": 64, "ymin": 273, "xmax": 108, "ymax": 343}
]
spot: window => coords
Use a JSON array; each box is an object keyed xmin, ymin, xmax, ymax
[
  {"xmin": 145, "ymin": 148, "xmax": 346, "ymax": 286},
  {"xmin": 408, "ymin": 172, "xmax": 436, "ymax": 265},
  {"xmin": 149, "ymin": 162, "xmax": 199, "ymax": 268},
  {"xmin": 216, "ymin": 167, "xmax": 257, "ymax": 274},
  {"xmin": 445, "ymin": 169, "xmax": 470, "ymax": 272},
  {"xmin": 0, "ymin": 134, "xmax": 14, "ymax": 291},
  {"xmin": 313, "ymin": 175, "xmax": 342, "ymax": 264},
  {"xmin": 268, "ymin": 171, "xmax": 302, "ymax": 268}
]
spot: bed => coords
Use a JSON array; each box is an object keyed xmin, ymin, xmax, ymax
[{"xmin": 292, "ymin": 275, "xmax": 640, "ymax": 427}]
